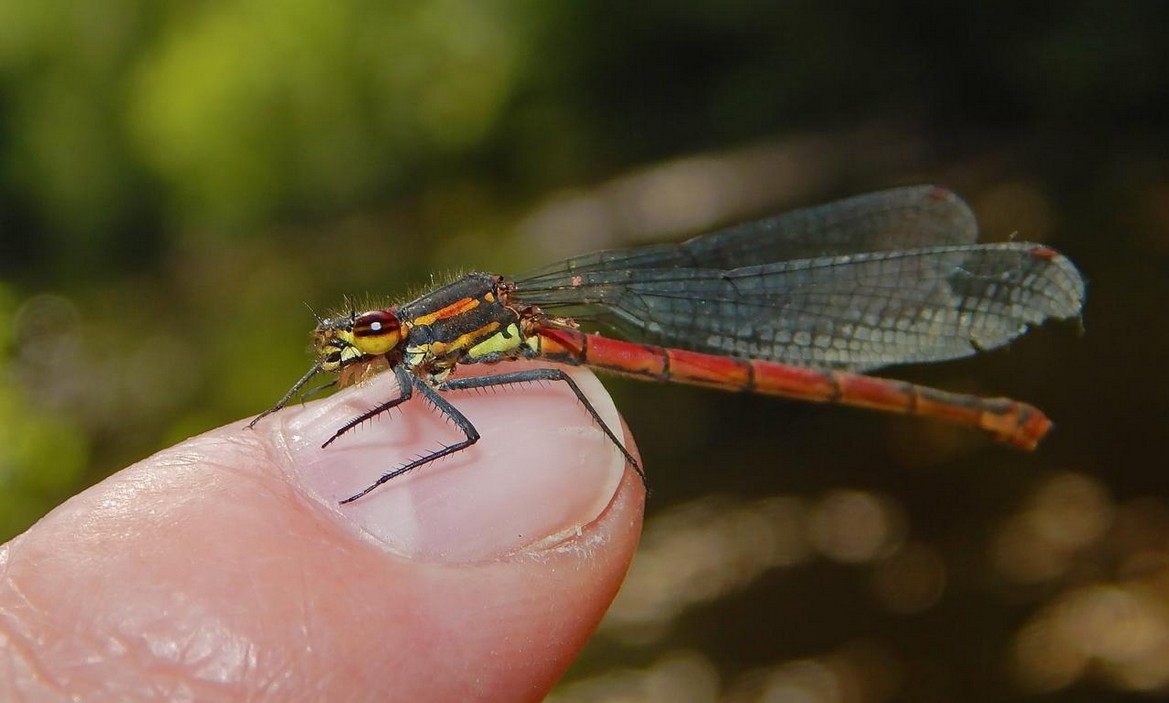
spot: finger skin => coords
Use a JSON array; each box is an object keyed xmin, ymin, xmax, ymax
[{"xmin": 0, "ymin": 362, "xmax": 644, "ymax": 702}]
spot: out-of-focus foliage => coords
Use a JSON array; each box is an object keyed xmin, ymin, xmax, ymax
[
  {"xmin": 128, "ymin": 0, "xmax": 527, "ymax": 228},
  {"xmin": 0, "ymin": 286, "xmax": 87, "ymax": 535},
  {"xmin": 0, "ymin": 0, "xmax": 538, "ymax": 261},
  {"xmin": 1, "ymin": 1, "xmax": 1168, "ymax": 701}
]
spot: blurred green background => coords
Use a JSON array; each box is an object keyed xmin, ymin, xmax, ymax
[{"xmin": 1, "ymin": 2, "xmax": 1167, "ymax": 701}]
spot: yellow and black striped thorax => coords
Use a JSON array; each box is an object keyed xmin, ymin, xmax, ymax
[{"xmin": 397, "ymin": 273, "xmax": 526, "ymax": 373}]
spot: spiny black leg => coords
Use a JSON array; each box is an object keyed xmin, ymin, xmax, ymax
[
  {"xmin": 437, "ymin": 368, "xmax": 643, "ymax": 481},
  {"xmin": 323, "ymin": 365, "xmax": 414, "ymax": 448},
  {"xmin": 248, "ymin": 360, "xmax": 325, "ymax": 428},
  {"xmin": 300, "ymin": 377, "xmax": 339, "ymax": 402},
  {"xmin": 339, "ymin": 375, "xmax": 480, "ymax": 504}
]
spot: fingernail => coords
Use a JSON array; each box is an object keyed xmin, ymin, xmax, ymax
[{"xmin": 268, "ymin": 366, "xmax": 630, "ymax": 562}]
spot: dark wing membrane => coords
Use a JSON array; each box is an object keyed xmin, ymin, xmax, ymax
[
  {"xmin": 517, "ymin": 185, "xmax": 978, "ymax": 280},
  {"xmin": 515, "ymin": 243, "xmax": 1085, "ymax": 372}
]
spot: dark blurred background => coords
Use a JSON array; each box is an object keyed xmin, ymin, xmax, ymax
[{"xmin": 1, "ymin": 2, "xmax": 1166, "ymax": 701}]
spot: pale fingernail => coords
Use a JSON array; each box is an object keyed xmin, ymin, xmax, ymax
[{"xmin": 266, "ymin": 366, "xmax": 630, "ymax": 562}]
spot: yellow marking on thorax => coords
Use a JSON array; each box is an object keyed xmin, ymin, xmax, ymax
[
  {"xmin": 406, "ymin": 321, "xmax": 503, "ymax": 365},
  {"xmin": 468, "ymin": 323, "xmax": 522, "ymax": 359}
]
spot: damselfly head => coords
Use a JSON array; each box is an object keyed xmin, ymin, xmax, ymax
[{"xmin": 314, "ymin": 309, "xmax": 404, "ymax": 372}]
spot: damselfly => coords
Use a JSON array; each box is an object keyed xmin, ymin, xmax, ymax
[{"xmin": 252, "ymin": 185, "xmax": 1086, "ymax": 503}]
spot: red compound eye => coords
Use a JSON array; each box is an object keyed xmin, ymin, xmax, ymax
[
  {"xmin": 351, "ymin": 310, "xmax": 402, "ymax": 354},
  {"xmin": 353, "ymin": 310, "xmax": 400, "ymax": 336}
]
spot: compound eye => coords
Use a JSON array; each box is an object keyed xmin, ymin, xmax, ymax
[{"xmin": 350, "ymin": 310, "xmax": 402, "ymax": 355}]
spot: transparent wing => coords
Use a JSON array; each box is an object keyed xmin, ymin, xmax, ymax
[{"xmin": 515, "ymin": 187, "xmax": 1085, "ymax": 371}]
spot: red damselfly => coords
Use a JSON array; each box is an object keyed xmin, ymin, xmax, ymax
[{"xmin": 251, "ymin": 185, "xmax": 1085, "ymax": 503}]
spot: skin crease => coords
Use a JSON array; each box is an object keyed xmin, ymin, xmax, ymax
[{"xmin": 0, "ymin": 362, "xmax": 645, "ymax": 702}]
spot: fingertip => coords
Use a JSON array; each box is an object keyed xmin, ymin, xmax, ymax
[
  {"xmin": 247, "ymin": 361, "xmax": 645, "ymax": 697},
  {"xmin": 0, "ymin": 362, "xmax": 646, "ymax": 701}
]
